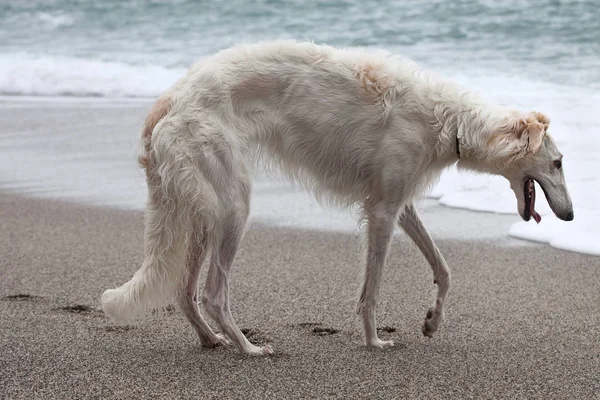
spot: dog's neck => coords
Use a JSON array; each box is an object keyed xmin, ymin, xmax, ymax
[
  {"xmin": 433, "ymin": 99, "xmax": 509, "ymax": 168},
  {"xmin": 433, "ymin": 105, "xmax": 480, "ymax": 163}
]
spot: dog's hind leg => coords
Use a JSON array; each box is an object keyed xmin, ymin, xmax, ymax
[
  {"xmin": 202, "ymin": 206, "xmax": 273, "ymax": 356},
  {"xmin": 201, "ymin": 176, "xmax": 273, "ymax": 356},
  {"xmin": 357, "ymin": 198, "xmax": 400, "ymax": 349},
  {"xmin": 398, "ymin": 203, "xmax": 450, "ymax": 337},
  {"xmin": 177, "ymin": 228, "xmax": 230, "ymax": 348}
]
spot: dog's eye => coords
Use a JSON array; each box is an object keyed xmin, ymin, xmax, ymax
[{"xmin": 553, "ymin": 160, "xmax": 562, "ymax": 169}]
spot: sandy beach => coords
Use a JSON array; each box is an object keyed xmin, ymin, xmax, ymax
[
  {"xmin": 1, "ymin": 98, "xmax": 599, "ymax": 399},
  {"xmin": 1, "ymin": 192, "xmax": 599, "ymax": 399},
  {"xmin": 2, "ymin": 0, "xmax": 600, "ymax": 397}
]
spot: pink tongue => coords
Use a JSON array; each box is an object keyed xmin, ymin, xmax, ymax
[{"xmin": 529, "ymin": 184, "xmax": 542, "ymax": 224}]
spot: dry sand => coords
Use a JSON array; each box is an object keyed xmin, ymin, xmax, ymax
[{"xmin": 1, "ymin": 193, "xmax": 599, "ymax": 399}]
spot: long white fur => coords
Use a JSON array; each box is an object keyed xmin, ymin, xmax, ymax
[{"xmin": 101, "ymin": 40, "xmax": 573, "ymax": 355}]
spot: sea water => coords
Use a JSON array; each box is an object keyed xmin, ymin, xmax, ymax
[{"xmin": 0, "ymin": 0, "xmax": 598, "ymax": 255}]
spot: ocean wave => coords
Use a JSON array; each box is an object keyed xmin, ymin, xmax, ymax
[
  {"xmin": 36, "ymin": 12, "xmax": 75, "ymax": 28},
  {"xmin": 0, "ymin": 53, "xmax": 184, "ymax": 98}
]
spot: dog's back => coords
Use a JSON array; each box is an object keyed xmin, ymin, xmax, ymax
[{"xmin": 153, "ymin": 41, "xmax": 437, "ymax": 205}]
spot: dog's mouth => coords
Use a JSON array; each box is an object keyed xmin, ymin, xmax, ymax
[{"xmin": 523, "ymin": 178, "xmax": 541, "ymax": 224}]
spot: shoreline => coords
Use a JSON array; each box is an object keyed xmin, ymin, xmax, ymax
[
  {"xmin": 0, "ymin": 180, "xmax": 532, "ymax": 245},
  {"xmin": 0, "ymin": 97, "xmax": 594, "ymax": 255},
  {"xmin": 0, "ymin": 95, "xmax": 527, "ymax": 244}
]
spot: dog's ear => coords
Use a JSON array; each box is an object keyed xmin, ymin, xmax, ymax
[
  {"xmin": 515, "ymin": 112, "xmax": 548, "ymax": 153},
  {"xmin": 489, "ymin": 112, "xmax": 549, "ymax": 158},
  {"xmin": 532, "ymin": 111, "xmax": 550, "ymax": 128}
]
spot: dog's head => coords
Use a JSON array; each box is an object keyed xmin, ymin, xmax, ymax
[{"xmin": 486, "ymin": 112, "xmax": 573, "ymax": 223}]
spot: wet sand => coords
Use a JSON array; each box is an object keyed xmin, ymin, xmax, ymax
[
  {"xmin": 1, "ymin": 193, "xmax": 599, "ymax": 399},
  {"xmin": 0, "ymin": 97, "xmax": 524, "ymax": 241}
]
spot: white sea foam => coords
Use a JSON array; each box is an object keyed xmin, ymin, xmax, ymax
[
  {"xmin": 36, "ymin": 12, "xmax": 75, "ymax": 28},
  {"xmin": 0, "ymin": 54, "xmax": 184, "ymax": 98},
  {"xmin": 0, "ymin": 54, "xmax": 597, "ymax": 255},
  {"xmin": 509, "ymin": 209, "xmax": 600, "ymax": 256}
]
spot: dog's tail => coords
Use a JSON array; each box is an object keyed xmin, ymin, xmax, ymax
[
  {"xmin": 100, "ymin": 228, "xmax": 189, "ymax": 323},
  {"xmin": 101, "ymin": 96, "xmax": 184, "ymax": 323},
  {"xmin": 100, "ymin": 215, "xmax": 192, "ymax": 323}
]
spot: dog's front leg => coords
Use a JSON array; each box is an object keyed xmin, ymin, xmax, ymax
[
  {"xmin": 398, "ymin": 203, "xmax": 451, "ymax": 337},
  {"xmin": 357, "ymin": 199, "xmax": 399, "ymax": 349}
]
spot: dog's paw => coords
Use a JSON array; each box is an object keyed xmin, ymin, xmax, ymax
[
  {"xmin": 366, "ymin": 338, "xmax": 395, "ymax": 350},
  {"xmin": 244, "ymin": 344, "xmax": 274, "ymax": 356},
  {"xmin": 202, "ymin": 333, "xmax": 230, "ymax": 348},
  {"xmin": 422, "ymin": 307, "xmax": 444, "ymax": 337}
]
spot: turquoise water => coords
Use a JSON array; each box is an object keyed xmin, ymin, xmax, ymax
[
  {"xmin": 1, "ymin": 0, "xmax": 599, "ymax": 255},
  {"xmin": 0, "ymin": 0, "xmax": 598, "ymax": 94}
]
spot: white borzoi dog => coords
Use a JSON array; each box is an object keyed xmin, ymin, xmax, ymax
[{"xmin": 101, "ymin": 40, "xmax": 574, "ymax": 355}]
